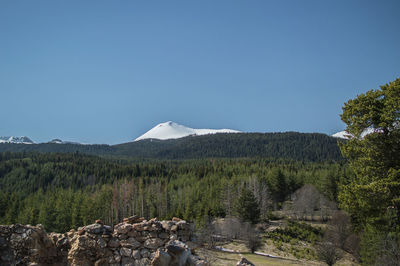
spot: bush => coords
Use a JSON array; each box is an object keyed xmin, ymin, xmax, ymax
[{"xmin": 266, "ymin": 220, "xmax": 322, "ymax": 243}]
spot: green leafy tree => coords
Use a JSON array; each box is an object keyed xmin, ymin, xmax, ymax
[
  {"xmin": 338, "ymin": 78, "xmax": 400, "ymax": 264},
  {"xmin": 338, "ymin": 78, "xmax": 400, "ymax": 229},
  {"xmin": 234, "ymin": 187, "xmax": 260, "ymax": 224}
]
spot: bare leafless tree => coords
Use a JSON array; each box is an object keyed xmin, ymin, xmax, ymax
[
  {"xmin": 291, "ymin": 185, "xmax": 319, "ymax": 220},
  {"xmin": 213, "ymin": 217, "xmax": 242, "ymax": 241},
  {"xmin": 326, "ymin": 211, "xmax": 352, "ymax": 249},
  {"xmin": 197, "ymin": 218, "xmax": 218, "ymax": 249},
  {"xmin": 291, "ymin": 185, "xmax": 337, "ymax": 221},
  {"xmin": 240, "ymin": 222, "xmax": 262, "ymax": 253},
  {"xmin": 317, "ymin": 241, "xmax": 342, "ymax": 266},
  {"xmin": 324, "ymin": 210, "xmax": 360, "ymax": 260}
]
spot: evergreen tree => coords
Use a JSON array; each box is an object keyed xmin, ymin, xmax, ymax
[
  {"xmin": 338, "ymin": 78, "xmax": 400, "ymax": 229},
  {"xmin": 234, "ymin": 187, "xmax": 260, "ymax": 224},
  {"xmin": 338, "ymin": 78, "xmax": 400, "ymax": 264}
]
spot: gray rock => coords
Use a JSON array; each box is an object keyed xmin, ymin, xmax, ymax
[
  {"xmin": 132, "ymin": 250, "xmax": 141, "ymax": 260},
  {"xmin": 85, "ymin": 223, "xmax": 104, "ymax": 234},
  {"xmin": 161, "ymin": 221, "xmax": 174, "ymax": 231},
  {"xmin": 118, "ymin": 234, "xmax": 128, "ymax": 240},
  {"xmin": 140, "ymin": 248, "xmax": 150, "ymax": 258},
  {"xmin": 104, "ymin": 225, "xmax": 113, "ymax": 233},
  {"xmin": 115, "ymin": 223, "xmax": 133, "ymax": 234},
  {"xmin": 187, "ymin": 254, "xmax": 210, "ymax": 266},
  {"xmin": 158, "ymin": 232, "xmax": 169, "ymax": 239},
  {"xmin": 236, "ymin": 257, "xmax": 255, "ymax": 266},
  {"xmin": 151, "ymin": 249, "xmax": 171, "ymax": 266},
  {"xmin": 120, "ymin": 247, "xmax": 132, "ymax": 257},
  {"xmin": 120, "ymin": 237, "xmax": 141, "ymax": 249},
  {"xmin": 108, "ymin": 238, "xmax": 120, "ymax": 248},
  {"xmin": 121, "ymin": 256, "xmax": 135, "ymax": 266},
  {"xmin": 168, "ymin": 240, "xmax": 188, "ymax": 249},
  {"xmin": 167, "ymin": 241, "xmax": 191, "ymax": 266},
  {"xmin": 144, "ymin": 238, "xmax": 164, "ymax": 250},
  {"xmin": 135, "ymin": 258, "xmax": 150, "ymax": 266},
  {"xmin": 0, "ymin": 236, "xmax": 8, "ymax": 248},
  {"xmin": 97, "ymin": 238, "xmax": 107, "ymax": 249}
]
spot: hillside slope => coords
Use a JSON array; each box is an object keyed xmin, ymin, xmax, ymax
[{"xmin": 0, "ymin": 132, "xmax": 343, "ymax": 162}]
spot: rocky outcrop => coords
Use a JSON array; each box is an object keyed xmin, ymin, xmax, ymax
[
  {"xmin": 0, "ymin": 224, "xmax": 65, "ymax": 265},
  {"xmin": 236, "ymin": 257, "xmax": 255, "ymax": 266},
  {"xmin": 0, "ymin": 216, "xmax": 208, "ymax": 266}
]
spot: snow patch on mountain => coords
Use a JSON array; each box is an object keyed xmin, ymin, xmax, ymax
[
  {"xmin": 0, "ymin": 136, "xmax": 35, "ymax": 144},
  {"xmin": 48, "ymin": 139, "xmax": 82, "ymax": 145},
  {"xmin": 134, "ymin": 121, "xmax": 241, "ymax": 141}
]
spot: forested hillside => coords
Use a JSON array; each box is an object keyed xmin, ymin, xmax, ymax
[
  {"xmin": 0, "ymin": 152, "xmax": 349, "ymax": 233},
  {"xmin": 0, "ymin": 132, "xmax": 343, "ymax": 161}
]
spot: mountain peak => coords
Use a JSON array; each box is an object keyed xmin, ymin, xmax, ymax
[
  {"xmin": 134, "ymin": 121, "xmax": 240, "ymax": 141},
  {"xmin": 0, "ymin": 136, "xmax": 35, "ymax": 144}
]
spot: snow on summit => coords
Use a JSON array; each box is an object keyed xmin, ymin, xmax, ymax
[
  {"xmin": 134, "ymin": 121, "xmax": 241, "ymax": 141},
  {"xmin": 0, "ymin": 136, "xmax": 34, "ymax": 144}
]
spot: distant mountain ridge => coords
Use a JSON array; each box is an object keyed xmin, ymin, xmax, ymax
[
  {"xmin": 0, "ymin": 132, "xmax": 344, "ymax": 162},
  {"xmin": 0, "ymin": 136, "xmax": 34, "ymax": 144},
  {"xmin": 134, "ymin": 121, "xmax": 240, "ymax": 141},
  {"xmin": 48, "ymin": 139, "xmax": 82, "ymax": 145}
]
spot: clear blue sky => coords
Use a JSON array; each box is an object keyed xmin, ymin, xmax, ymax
[{"xmin": 0, "ymin": 0, "xmax": 399, "ymax": 144}]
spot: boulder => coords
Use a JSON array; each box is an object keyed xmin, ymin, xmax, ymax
[
  {"xmin": 120, "ymin": 247, "xmax": 132, "ymax": 257},
  {"xmin": 144, "ymin": 238, "xmax": 164, "ymax": 250},
  {"xmin": 151, "ymin": 249, "xmax": 171, "ymax": 266},
  {"xmin": 124, "ymin": 215, "xmax": 145, "ymax": 224},
  {"xmin": 120, "ymin": 237, "xmax": 142, "ymax": 249},
  {"xmin": 161, "ymin": 221, "xmax": 175, "ymax": 231},
  {"xmin": 236, "ymin": 257, "xmax": 255, "ymax": 266},
  {"xmin": 187, "ymin": 254, "xmax": 210, "ymax": 266},
  {"xmin": 108, "ymin": 238, "xmax": 120, "ymax": 248},
  {"xmin": 115, "ymin": 223, "xmax": 133, "ymax": 234},
  {"xmin": 0, "ymin": 224, "xmax": 60, "ymax": 265},
  {"xmin": 166, "ymin": 243, "xmax": 191, "ymax": 266},
  {"xmin": 132, "ymin": 249, "xmax": 141, "ymax": 260}
]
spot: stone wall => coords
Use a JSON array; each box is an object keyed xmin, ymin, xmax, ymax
[{"xmin": 0, "ymin": 216, "xmax": 208, "ymax": 266}]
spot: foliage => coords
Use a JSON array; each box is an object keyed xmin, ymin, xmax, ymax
[
  {"xmin": 338, "ymin": 78, "xmax": 400, "ymax": 229},
  {"xmin": 266, "ymin": 220, "xmax": 322, "ymax": 244},
  {"xmin": 234, "ymin": 187, "xmax": 260, "ymax": 224},
  {"xmin": 316, "ymin": 241, "xmax": 342, "ymax": 266},
  {"xmin": 360, "ymin": 225, "xmax": 400, "ymax": 266},
  {"xmin": 0, "ymin": 152, "xmax": 346, "ymax": 232},
  {"xmin": 0, "ymin": 132, "xmax": 343, "ymax": 162},
  {"xmin": 338, "ymin": 78, "xmax": 400, "ymax": 265}
]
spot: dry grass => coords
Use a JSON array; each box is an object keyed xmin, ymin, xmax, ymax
[
  {"xmin": 196, "ymin": 216, "xmax": 360, "ymax": 265},
  {"xmin": 197, "ymin": 248, "xmax": 305, "ymax": 266}
]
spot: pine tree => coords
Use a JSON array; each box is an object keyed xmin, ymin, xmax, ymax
[
  {"xmin": 234, "ymin": 187, "xmax": 260, "ymax": 224},
  {"xmin": 338, "ymin": 78, "xmax": 400, "ymax": 229},
  {"xmin": 338, "ymin": 78, "xmax": 400, "ymax": 264}
]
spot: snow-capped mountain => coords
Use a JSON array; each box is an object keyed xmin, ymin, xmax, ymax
[
  {"xmin": 48, "ymin": 139, "xmax": 82, "ymax": 145},
  {"xmin": 48, "ymin": 139, "xmax": 64, "ymax": 144},
  {"xmin": 0, "ymin": 136, "xmax": 35, "ymax": 144},
  {"xmin": 134, "ymin": 121, "xmax": 241, "ymax": 141}
]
